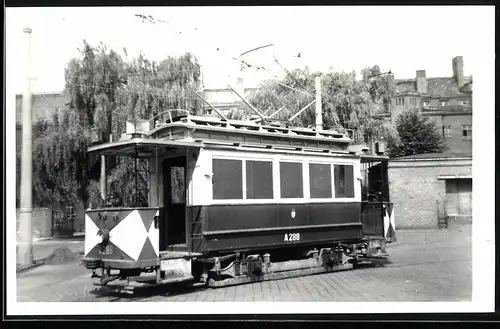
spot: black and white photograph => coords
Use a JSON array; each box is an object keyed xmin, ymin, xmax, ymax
[{"xmin": 5, "ymin": 5, "xmax": 495, "ymax": 317}]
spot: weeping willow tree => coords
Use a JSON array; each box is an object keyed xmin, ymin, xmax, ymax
[
  {"xmin": 33, "ymin": 40, "xmax": 202, "ymax": 209},
  {"xmin": 32, "ymin": 110, "xmax": 90, "ymax": 208},
  {"xmin": 242, "ymin": 66, "xmax": 397, "ymax": 145}
]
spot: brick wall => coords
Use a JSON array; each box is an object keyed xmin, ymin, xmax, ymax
[{"xmin": 388, "ymin": 158, "xmax": 472, "ymax": 228}]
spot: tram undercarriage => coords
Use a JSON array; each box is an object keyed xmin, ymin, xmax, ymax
[{"xmin": 90, "ymin": 241, "xmax": 388, "ymax": 294}]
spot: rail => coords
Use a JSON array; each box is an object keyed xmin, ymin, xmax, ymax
[{"xmin": 150, "ymin": 109, "xmax": 190, "ymax": 129}]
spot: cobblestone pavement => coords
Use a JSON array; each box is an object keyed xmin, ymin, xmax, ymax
[{"xmin": 16, "ymin": 224, "xmax": 472, "ymax": 302}]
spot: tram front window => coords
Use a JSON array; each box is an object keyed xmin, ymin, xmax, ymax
[{"xmin": 88, "ymin": 157, "xmax": 150, "ymax": 209}]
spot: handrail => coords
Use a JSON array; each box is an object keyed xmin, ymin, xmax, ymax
[{"xmin": 150, "ymin": 109, "xmax": 190, "ymax": 129}]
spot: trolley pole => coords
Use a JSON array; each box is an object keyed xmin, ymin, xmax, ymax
[
  {"xmin": 18, "ymin": 26, "xmax": 33, "ymax": 267},
  {"xmin": 100, "ymin": 134, "xmax": 112, "ymax": 205},
  {"xmin": 315, "ymin": 74, "xmax": 322, "ymax": 131},
  {"xmin": 100, "ymin": 155, "xmax": 106, "ymax": 203}
]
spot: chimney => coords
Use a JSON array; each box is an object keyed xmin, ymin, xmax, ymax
[
  {"xmin": 416, "ymin": 70, "xmax": 428, "ymax": 94},
  {"xmin": 452, "ymin": 56, "xmax": 464, "ymax": 86}
]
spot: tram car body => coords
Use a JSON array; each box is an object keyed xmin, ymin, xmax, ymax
[{"xmin": 82, "ymin": 111, "xmax": 396, "ymax": 291}]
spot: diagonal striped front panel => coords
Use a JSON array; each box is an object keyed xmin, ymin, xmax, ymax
[
  {"xmin": 110, "ymin": 210, "xmax": 148, "ymax": 261},
  {"xmin": 384, "ymin": 204, "xmax": 397, "ymax": 242},
  {"xmin": 84, "ymin": 208, "xmax": 161, "ymax": 262},
  {"xmin": 84, "ymin": 214, "xmax": 101, "ymax": 256}
]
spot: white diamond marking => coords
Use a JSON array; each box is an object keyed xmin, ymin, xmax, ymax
[
  {"xmin": 147, "ymin": 220, "xmax": 159, "ymax": 256},
  {"xmin": 84, "ymin": 214, "xmax": 101, "ymax": 256},
  {"xmin": 109, "ymin": 210, "xmax": 147, "ymax": 261},
  {"xmin": 383, "ymin": 208, "xmax": 390, "ymax": 238}
]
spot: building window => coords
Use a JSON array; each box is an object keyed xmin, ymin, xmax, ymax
[
  {"xmin": 212, "ymin": 159, "xmax": 243, "ymax": 200},
  {"xmin": 246, "ymin": 160, "xmax": 273, "ymax": 199},
  {"xmin": 442, "ymin": 125, "xmax": 452, "ymax": 138},
  {"xmin": 396, "ymin": 97, "xmax": 405, "ymax": 106},
  {"xmin": 309, "ymin": 163, "xmax": 332, "ymax": 199},
  {"xmin": 334, "ymin": 164, "xmax": 355, "ymax": 198},
  {"xmin": 462, "ymin": 125, "xmax": 472, "ymax": 140}
]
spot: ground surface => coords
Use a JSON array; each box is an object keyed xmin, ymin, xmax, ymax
[{"xmin": 16, "ymin": 224, "xmax": 472, "ymax": 302}]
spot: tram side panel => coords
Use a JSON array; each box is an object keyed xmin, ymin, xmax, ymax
[{"xmin": 188, "ymin": 148, "xmax": 364, "ymax": 255}]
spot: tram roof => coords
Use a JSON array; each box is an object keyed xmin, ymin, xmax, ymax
[
  {"xmin": 360, "ymin": 154, "xmax": 390, "ymax": 162},
  {"xmin": 87, "ymin": 138, "xmax": 203, "ymax": 157},
  {"xmin": 87, "ymin": 137, "xmax": 389, "ymax": 161},
  {"xmin": 88, "ymin": 113, "xmax": 388, "ymax": 160}
]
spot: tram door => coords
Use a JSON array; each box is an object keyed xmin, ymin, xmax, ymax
[{"xmin": 163, "ymin": 157, "xmax": 187, "ymax": 247}]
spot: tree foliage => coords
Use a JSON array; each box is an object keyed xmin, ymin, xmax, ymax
[
  {"xmin": 239, "ymin": 65, "xmax": 397, "ymax": 145},
  {"xmin": 32, "ymin": 40, "xmax": 201, "ymax": 208},
  {"xmin": 387, "ymin": 108, "xmax": 448, "ymax": 157}
]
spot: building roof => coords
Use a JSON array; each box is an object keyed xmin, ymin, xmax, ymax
[
  {"xmin": 395, "ymin": 76, "xmax": 473, "ymax": 99},
  {"xmin": 391, "ymin": 151, "xmax": 472, "ymax": 160}
]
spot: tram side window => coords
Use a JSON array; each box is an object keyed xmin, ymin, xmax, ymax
[
  {"xmin": 212, "ymin": 159, "xmax": 243, "ymax": 200},
  {"xmin": 309, "ymin": 163, "xmax": 332, "ymax": 198},
  {"xmin": 280, "ymin": 162, "xmax": 303, "ymax": 198},
  {"xmin": 334, "ymin": 164, "xmax": 355, "ymax": 198},
  {"xmin": 246, "ymin": 160, "xmax": 273, "ymax": 199}
]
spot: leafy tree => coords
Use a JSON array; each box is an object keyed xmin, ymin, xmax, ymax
[
  {"xmin": 388, "ymin": 108, "xmax": 448, "ymax": 157},
  {"xmin": 32, "ymin": 40, "xmax": 202, "ymax": 209},
  {"xmin": 240, "ymin": 66, "xmax": 397, "ymax": 146}
]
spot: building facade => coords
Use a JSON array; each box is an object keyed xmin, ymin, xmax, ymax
[
  {"xmin": 382, "ymin": 56, "xmax": 473, "ymax": 228},
  {"xmin": 376, "ymin": 56, "xmax": 473, "ymax": 156}
]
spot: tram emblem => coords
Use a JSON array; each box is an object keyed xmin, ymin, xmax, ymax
[{"xmin": 291, "ymin": 209, "xmax": 296, "ymax": 219}]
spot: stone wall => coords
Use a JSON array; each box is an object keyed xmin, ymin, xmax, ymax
[
  {"xmin": 16, "ymin": 207, "xmax": 52, "ymax": 239},
  {"xmin": 388, "ymin": 157, "xmax": 472, "ymax": 228}
]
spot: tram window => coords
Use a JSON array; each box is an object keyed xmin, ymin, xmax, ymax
[
  {"xmin": 280, "ymin": 162, "xmax": 303, "ymax": 198},
  {"xmin": 334, "ymin": 164, "xmax": 355, "ymax": 198},
  {"xmin": 246, "ymin": 160, "xmax": 273, "ymax": 199},
  {"xmin": 309, "ymin": 163, "xmax": 332, "ymax": 198},
  {"xmin": 212, "ymin": 159, "xmax": 243, "ymax": 200},
  {"xmin": 170, "ymin": 166, "xmax": 185, "ymax": 204}
]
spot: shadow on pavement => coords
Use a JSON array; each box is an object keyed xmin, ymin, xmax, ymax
[
  {"xmin": 355, "ymin": 258, "xmax": 392, "ymax": 268},
  {"xmin": 89, "ymin": 280, "xmax": 206, "ymax": 301}
]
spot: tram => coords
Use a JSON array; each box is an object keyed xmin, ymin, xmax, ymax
[{"xmin": 82, "ymin": 109, "xmax": 396, "ymax": 294}]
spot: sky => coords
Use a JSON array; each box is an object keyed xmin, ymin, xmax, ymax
[{"xmin": 5, "ymin": 6, "xmax": 494, "ymax": 95}]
